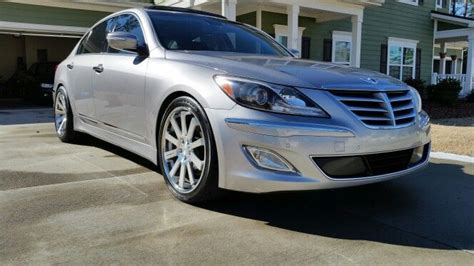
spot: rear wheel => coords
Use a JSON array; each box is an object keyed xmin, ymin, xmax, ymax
[
  {"xmin": 158, "ymin": 96, "xmax": 219, "ymax": 203},
  {"xmin": 54, "ymin": 87, "xmax": 76, "ymax": 143}
]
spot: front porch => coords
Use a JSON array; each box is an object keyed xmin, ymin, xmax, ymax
[
  {"xmin": 157, "ymin": 0, "xmax": 384, "ymax": 68},
  {"xmin": 432, "ymin": 11, "xmax": 474, "ymax": 96}
]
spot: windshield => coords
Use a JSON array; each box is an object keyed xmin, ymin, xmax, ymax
[{"xmin": 147, "ymin": 11, "xmax": 291, "ymax": 56}]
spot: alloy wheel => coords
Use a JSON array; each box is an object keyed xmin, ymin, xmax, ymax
[
  {"xmin": 161, "ymin": 107, "xmax": 207, "ymax": 193},
  {"xmin": 55, "ymin": 91, "xmax": 68, "ymax": 137}
]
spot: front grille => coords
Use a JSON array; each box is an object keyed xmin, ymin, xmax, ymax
[
  {"xmin": 330, "ymin": 89, "xmax": 416, "ymax": 128},
  {"xmin": 312, "ymin": 144, "xmax": 429, "ymax": 179}
]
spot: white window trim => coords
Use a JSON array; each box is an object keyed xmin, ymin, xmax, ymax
[
  {"xmin": 397, "ymin": 0, "xmax": 419, "ymax": 6},
  {"xmin": 332, "ymin": 31, "xmax": 352, "ymax": 65},
  {"xmin": 436, "ymin": 0, "xmax": 443, "ymax": 9},
  {"xmin": 273, "ymin": 24, "xmax": 306, "ymax": 52},
  {"xmin": 387, "ymin": 37, "xmax": 419, "ymax": 80}
]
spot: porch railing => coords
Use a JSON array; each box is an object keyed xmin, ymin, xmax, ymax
[{"xmin": 431, "ymin": 73, "xmax": 474, "ymax": 96}]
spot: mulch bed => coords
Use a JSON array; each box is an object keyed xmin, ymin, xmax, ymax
[{"xmin": 424, "ymin": 101, "xmax": 474, "ymax": 119}]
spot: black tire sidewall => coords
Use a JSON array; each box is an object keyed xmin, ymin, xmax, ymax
[{"xmin": 158, "ymin": 96, "xmax": 218, "ymax": 203}]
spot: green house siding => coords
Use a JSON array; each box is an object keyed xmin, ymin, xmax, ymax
[
  {"xmin": 0, "ymin": 2, "xmax": 110, "ymax": 28},
  {"xmin": 237, "ymin": 12, "xmax": 257, "ymax": 26},
  {"xmin": 309, "ymin": 19, "xmax": 351, "ymax": 61},
  {"xmin": 361, "ymin": 0, "xmax": 436, "ymax": 82},
  {"xmin": 239, "ymin": 11, "xmax": 348, "ymax": 61}
]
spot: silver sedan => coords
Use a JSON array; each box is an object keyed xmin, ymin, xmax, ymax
[{"xmin": 53, "ymin": 6, "xmax": 431, "ymax": 202}]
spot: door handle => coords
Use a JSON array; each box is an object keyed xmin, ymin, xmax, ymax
[
  {"xmin": 66, "ymin": 63, "xmax": 74, "ymax": 70},
  {"xmin": 92, "ymin": 64, "xmax": 104, "ymax": 73}
]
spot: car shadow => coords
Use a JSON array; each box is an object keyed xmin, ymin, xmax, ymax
[
  {"xmin": 74, "ymin": 134, "xmax": 473, "ymax": 251},
  {"xmin": 197, "ymin": 160, "xmax": 474, "ymax": 251},
  {"xmin": 74, "ymin": 133, "xmax": 159, "ymax": 173}
]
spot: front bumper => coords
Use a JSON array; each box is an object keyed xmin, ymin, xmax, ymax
[{"xmin": 206, "ymin": 106, "xmax": 431, "ymax": 193}]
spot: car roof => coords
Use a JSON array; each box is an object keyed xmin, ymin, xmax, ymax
[{"xmin": 144, "ymin": 6, "xmax": 226, "ymax": 19}]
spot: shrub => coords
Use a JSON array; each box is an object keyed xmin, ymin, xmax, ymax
[
  {"xmin": 466, "ymin": 91, "xmax": 474, "ymax": 103},
  {"xmin": 404, "ymin": 78, "xmax": 426, "ymax": 99},
  {"xmin": 429, "ymin": 78, "xmax": 462, "ymax": 106}
]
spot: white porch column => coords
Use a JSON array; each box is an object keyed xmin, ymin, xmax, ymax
[
  {"xmin": 351, "ymin": 14, "xmax": 363, "ymax": 68},
  {"xmin": 287, "ymin": 4, "xmax": 299, "ymax": 51},
  {"xmin": 256, "ymin": 7, "xmax": 262, "ymax": 30},
  {"xmin": 452, "ymin": 58, "xmax": 457, "ymax": 74},
  {"xmin": 464, "ymin": 35, "xmax": 474, "ymax": 95},
  {"xmin": 439, "ymin": 42, "xmax": 447, "ymax": 75},
  {"xmin": 222, "ymin": 0, "xmax": 237, "ymax": 21}
]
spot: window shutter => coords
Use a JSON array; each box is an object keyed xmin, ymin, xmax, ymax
[
  {"xmin": 380, "ymin": 43, "xmax": 388, "ymax": 74},
  {"xmin": 418, "ymin": 0, "xmax": 424, "ymax": 6},
  {"xmin": 442, "ymin": 0, "xmax": 447, "ymax": 8},
  {"xmin": 415, "ymin": 48, "xmax": 422, "ymax": 79},
  {"xmin": 302, "ymin": 37, "xmax": 311, "ymax": 59},
  {"xmin": 323, "ymin": 39, "xmax": 332, "ymax": 62}
]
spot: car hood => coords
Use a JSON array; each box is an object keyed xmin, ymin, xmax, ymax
[{"xmin": 165, "ymin": 51, "xmax": 407, "ymax": 91}]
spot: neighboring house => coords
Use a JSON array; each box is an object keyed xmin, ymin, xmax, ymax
[{"xmin": 1, "ymin": 0, "xmax": 473, "ymax": 97}]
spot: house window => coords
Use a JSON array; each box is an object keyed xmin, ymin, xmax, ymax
[
  {"xmin": 273, "ymin": 24, "xmax": 306, "ymax": 55},
  {"xmin": 398, "ymin": 0, "xmax": 419, "ymax": 6},
  {"xmin": 276, "ymin": 36, "xmax": 288, "ymax": 47},
  {"xmin": 450, "ymin": 0, "xmax": 473, "ymax": 17},
  {"xmin": 387, "ymin": 38, "xmax": 418, "ymax": 80},
  {"xmin": 332, "ymin": 31, "xmax": 352, "ymax": 65}
]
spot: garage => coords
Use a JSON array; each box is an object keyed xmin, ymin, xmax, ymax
[
  {"xmin": 0, "ymin": 23, "xmax": 86, "ymax": 101},
  {"xmin": 0, "ymin": 1, "xmax": 124, "ymax": 104}
]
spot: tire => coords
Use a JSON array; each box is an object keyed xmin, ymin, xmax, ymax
[
  {"xmin": 54, "ymin": 87, "xmax": 76, "ymax": 143},
  {"xmin": 158, "ymin": 96, "xmax": 219, "ymax": 203}
]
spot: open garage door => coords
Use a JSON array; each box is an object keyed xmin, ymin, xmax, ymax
[{"xmin": 0, "ymin": 21, "xmax": 87, "ymax": 101}]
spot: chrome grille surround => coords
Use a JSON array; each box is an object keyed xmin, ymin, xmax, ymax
[{"xmin": 329, "ymin": 89, "xmax": 416, "ymax": 128}]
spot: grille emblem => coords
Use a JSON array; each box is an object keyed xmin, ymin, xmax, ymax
[{"xmin": 361, "ymin": 77, "xmax": 378, "ymax": 84}]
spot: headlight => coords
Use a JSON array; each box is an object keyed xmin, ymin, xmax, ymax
[
  {"xmin": 409, "ymin": 86, "xmax": 422, "ymax": 113},
  {"xmin": 214, "ymin": 76, "xmax": 329, "ymax": 117}
]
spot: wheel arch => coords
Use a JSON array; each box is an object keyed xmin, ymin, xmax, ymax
[
  {"xmin": 154, "ymin": 90, "xmax": 219, "ymax": 171},
  {"xmin": 155, "ymin": 91, "xmax": 194, "ymax": 132}
]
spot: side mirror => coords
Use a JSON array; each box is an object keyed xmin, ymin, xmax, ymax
[{"xmin": 106, "ymin": 32, "xmax": 138, "ymax": 52}]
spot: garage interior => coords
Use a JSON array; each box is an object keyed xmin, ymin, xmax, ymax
[
  {"xmin": 0, "ymin": 30, "xmax": 82, "ymax": 102},
  {"xmin": 0, "ymin": 1, "xmax": 122, "ymax": 105},
  {"xmin": 0, "ymin": 33, "xmax": 78, "ymax": 80}
]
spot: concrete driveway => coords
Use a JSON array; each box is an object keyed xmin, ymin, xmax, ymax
[{"xmin": 1, "ymin": 109, "xmax": 473, "ymax": 264}]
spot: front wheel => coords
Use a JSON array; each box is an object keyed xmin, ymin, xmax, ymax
[{"xmin": 158, "ymin": 96, "xmax": 219, "ymax": 203}]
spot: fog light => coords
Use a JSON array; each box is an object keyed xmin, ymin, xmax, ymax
[
  {"xmin": 244, "ymin": 146, "xmax": 296, "ymax": 173},
  {"xmin": 419, "ymin": 110, "xmax": 430, "ymax": 129},
  {"xmin": 410, "ymin": 145, "xmax": 424, "ymax": 164}
]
